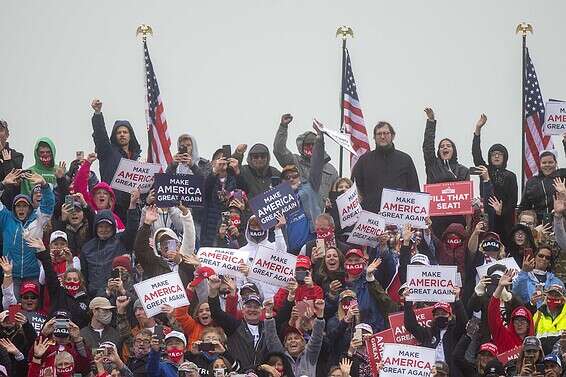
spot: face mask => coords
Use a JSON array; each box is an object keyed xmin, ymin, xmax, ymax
[
  {"xmin": 64, "ymin": 281, "xmax": 81, "ymax": 296},
  {"xmin": 316, "ymin": 227, "xmax": 334, "ymax": 241},
  {"xmin": 445, "ymin": 234, "xmax": 463, "ymax": 249},
  {"xmin": 547, "ymin": 297, "xmax": 563, "ymax": 312},
  {"xmin": 345, "ymin": 263, "xmax": 365, "ymax": 277},
  {"xmin": 97, "ymin": 310, "xmax": 112, "ymax": 325},
  {"xmin": 249, "ymin": 229, "xmax": 267, "ymax": 243},
  {"xmin": 39, "ymin": 151, "xmax": 52, "ymax": 167},
  {"xmin": 435, "ymin": 316, "xmax": 449, "ymax": 329},
  {"xmin": 167, "ymin": 347, "xmax": 184, "ymax": 364},
  {"xmin": 303, "ymin": 144, "xmax": 313, "ymax": 157},
  {"xmin": 56, "ymin": 365, "xmax": 74, "ymax": 377}
]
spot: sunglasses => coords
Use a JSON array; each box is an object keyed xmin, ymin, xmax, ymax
[
  {"xmin": 284, "ymin": 173, "xmax": 300, "ymax": 180},
  {"xmin": 537, "ymin": 254, "xmax": 552, "ymax": 260}
]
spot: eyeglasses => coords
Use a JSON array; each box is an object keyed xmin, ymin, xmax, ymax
[
  {"xmin": 375, "ymin": 131, "xmax": 391, "ymax": 137},
  {"xmin": 21, "ymin": 295, "xmax": 38, "ymax": 300},
  {"xmin": 284, "ymin": 173, "xmax": 300, "ymax": 180},
  {"xmin": 513, "ymin": 317, "xmax": 528, "ymax": 324},
  {"xmin": 490, "ymin": 151, "xmax": 504, "ymax": 157},
  {"xmin": 537, "ymin": 254, "xmax": 552, "ymax": 261}
]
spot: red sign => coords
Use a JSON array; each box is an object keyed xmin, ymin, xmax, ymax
[
  {"xmin": 365, "ymin": 328, "xmax": 394, "ymax": 376},
  {"xmin": 497, "ymin": 345, "xmax": 521, "ymax": 364},
  {"xmin": 424, "ymin": 181, "xmax": 473, "ymax": 217},
  {"xmin": 388, "ymin": 306, "xmax": 434, "ymax": 345}
]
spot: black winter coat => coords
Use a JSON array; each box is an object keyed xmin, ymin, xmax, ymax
[
  {"xmin": 404, "ymin": 300, "xmax": 468, "ymax": 377},
  {"xmin": 0, "ymin": 142, "xmax": 23, "ymax": 207},
  {"xmin": 519, "ymin": 168, "xmax": 566, "ymax": 223},
  {"xmin": 423, "ymin": 120, "xmax": 470, "ymax": 184},
  {"xmin": 472, "ymin": 135, "xmax": 518, "ymax": 245},
  {"xmin": 36, "ymin": 249, "xmax": 91, "ymax": 328},
  {"xmin": 351, "ymin": 145, "xmax": 420, "ymax": 213}
]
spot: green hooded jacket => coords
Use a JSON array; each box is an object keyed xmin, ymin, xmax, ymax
[{"xmin": 21, "ymin": 137, "xmax": 57, "ymax": 195}]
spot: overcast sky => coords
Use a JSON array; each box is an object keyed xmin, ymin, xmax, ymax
[{"xmin": 1, "ymin": 1, "xmax": 565, "ymax": 189}]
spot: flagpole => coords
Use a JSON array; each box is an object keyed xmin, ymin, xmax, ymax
[
  {"xmin": 516, "ymin": 22, "xmax": 533, "ymax": 189},
  {"xmin": 137, "ymin": 24, "xmax": 153, "ymax": 162},
  {"xmin": 336, "ymin": 26, "xmax": 353, "ymax": 178}
]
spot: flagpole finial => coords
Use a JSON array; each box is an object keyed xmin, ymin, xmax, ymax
[
  {"xmin": 336, "ymin": 26, "xmax": 354, "ymax": 40},
  {"xmin": 136, "ymin": 24, "xmax": 153, "ymax": 40},
  {"xmin": 515, "ymin": 22, "xmax": 533, "ymax": 36}
]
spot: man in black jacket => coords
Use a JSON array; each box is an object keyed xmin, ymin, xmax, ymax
[
  {"xmin": 352, "ymin": 121, "xmax": 420, "ymax": 213},
  {"xmin": 208, "ymin": 274, "xmax": 268, "ymax": 372},
  {"xmin": 0, "ymin": 119, "xmax": 24, "ymax": 207}
]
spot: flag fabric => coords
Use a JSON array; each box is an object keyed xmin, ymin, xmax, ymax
[
  {"xmin": 144, "ymin": 40, "xmax": 173, "ymax": 168},
  {"xmin": 342, "ymin": 49, "xmax": 370, "ymax": 169},
  {"xmin": 523, "ymin": 49, "xmax": 553, "ymax": 182}
]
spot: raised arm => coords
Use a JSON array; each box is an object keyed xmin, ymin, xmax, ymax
[
  {"xmin": 207, "ymin": 275, "xmax": 241, "ymax": 336},
  {"xmin": 134, "ymin": 208, "xmax": 160, "ymax": 270},
  {"xmin": 73, "ymin": 155, "xmax": 96, "ymax": 208},
  {"xmin": 472, "ymin": 114, "xmax": 488, "ymax": 167},
  {"xmin": 118, "ymin": 190, "xmax": 141, "ymax": 252},
  {"xmin": 273, "ymin": 114, "xmax": 297, "ymax": 167},
  {"xmin": 422, "ymin": 108, "xmax": 437, "ymax": 166},
  {"xmin": 179, "ymin": 207, "xmax": 196, "ymax": 256},
  {"xmin": 90, "ymin": 99, "xmax": 113, "ymax": 163},
  {"xmin": 308, "ymin": 125, "xmax": 325, "ymax": 193}
]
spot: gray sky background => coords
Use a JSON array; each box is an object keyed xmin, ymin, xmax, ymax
[{"xmin": 1, "ymin": 1, "xmax": 565, "ymax": 189}]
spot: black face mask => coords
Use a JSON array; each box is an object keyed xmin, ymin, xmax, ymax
[
  {"xmin": 249, "ymin": 229, "xmax": 267, "ymax": 243},
  {"xmin": 435, "ymin": 316, "xmax": 449, "ymax": 329}
]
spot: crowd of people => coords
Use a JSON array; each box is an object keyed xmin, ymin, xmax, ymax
[{"xmin": 1, "ymin": 99, "xmax": 566, "ymax": 377}]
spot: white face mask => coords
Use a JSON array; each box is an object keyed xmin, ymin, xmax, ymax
[{"xmin": 97, "ymin": 310, "xmax": 113, "ymax": 325}]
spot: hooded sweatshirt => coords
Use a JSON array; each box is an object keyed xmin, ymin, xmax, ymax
[
  {"xmin": 274, "ymin": 124, "xmax": 338, "ymax": 203},
  {"xmin": 73, "ymin": 159, "xmax": 125, "ymax": 230},
  {"xmin": 472, "ymin": 136, "xmax": 518, "ymax": 244},
  {"xmin": 507, "ymin": 224, "xmax": 537, "ymax": 267},
  {"xmin": 166, "ymin": 133, "xmax": 212, "ymax": 178},
  {"xmin": 80, "ymin": 209, "xmax": 139, "ymax": 296},
  {"xmin": 91, "ymin": 112, "xmax": 141, "ymax": 222},
  {"xmin": 436, "ymin": 223, "xmax": 468, "ymax": 275},
  {"xmin": 236, "ymin": 143, "xmax": 281, "ymax": 199},
  {"xmin": 488, "ymin": 299, "xmax": 534, "ymax": 353},
  {"xmin": 21, "ymin": 137, "xmax": 57, "ymax": 195},
  {"xmin": 0, "ymin": 184, "xmax": 54, "ymax": 278},
  {"xmin": 423, "ymin": 120, "xmax": 470, "ymax": 184}
]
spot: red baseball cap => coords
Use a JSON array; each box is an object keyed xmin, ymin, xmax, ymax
[
  {"xmin": 20, "ymin": 281, "xmax": 40, "ymax": 296},
  {"xmin": 345, "ymin": 248, "xmax": 365, "ymax": 260},
  {"xmin": 432, "ymin": 302, "xmax": 452, "ymax": 316},
  {"xmin": 479, "ymin": 342, "xmax": 498, "ymax": 357},
  {"xmin": 190, "ymin": 266, "xmax": 216, "ymax": 287},
  {"xmin": 295, "ymin": 255, "xmax": 312, "ymax": 270}
]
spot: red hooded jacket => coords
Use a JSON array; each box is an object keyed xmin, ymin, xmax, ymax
[
  {"xmin": 436, "ymin": 223, "xmax": 468, "ymax": 275},
  {"xmin": 74, "ymin": 160, "xmax": 125, "ymax": 230},
  {"xmin": 488, "ymin": 296, "xmax": 534, "ymax": 353}
]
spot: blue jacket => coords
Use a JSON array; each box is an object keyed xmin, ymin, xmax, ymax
[
  {"xmin": 146, "ymin": 349, "xmax": 178, "ymax": 377},
  {"xmin": 345, "ymin": 276, "xmax": 385, "ymax": 333},
  {"xmin": 80, "ymin": 209, "xmax": 139, "ymax": 297},
  {"xmin": 0, "ymin": 184, "xmax": 54, "ymax": 278},
  {"xmin": 513, "ymin": 270, "xmax": 564, "ymax": 308}
]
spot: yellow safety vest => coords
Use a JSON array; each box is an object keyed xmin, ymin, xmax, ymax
[{"xmin": 534, "ymin": 304, "xmax": 566, "ymax": 338}]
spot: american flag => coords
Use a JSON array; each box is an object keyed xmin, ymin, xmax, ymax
[
  {"xmin": 523, "ymin": 49, "xmax": 553, "ymax": 181},
  {"xmin": 144, "ymin": 40, "xmax": 173, "ymax": 168},
  {"xmin": 343, "ymin": 49, "xmax": 370, "ymax": 168}
]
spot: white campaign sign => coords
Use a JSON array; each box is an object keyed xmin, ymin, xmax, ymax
[
  {"xmin": 476, "ymin": 257, "xmax": 521, "ymax": 279},
  {"xmin": 543, "ymin": 101, "xmax": 566, "ymax": 135},
  {"xmin": 197, "ymin": 247, "xmax": 250, "ymax": 279},
  {"xmin": 336, "ymin": 183, "xmax": 362, "ymax": 228},
  {"xmin": 313, "ymin": 118, "xmax": 357, "ymax": 155},
  {"xmin": 406, "ymin": 265, "xmax": 457, "ymax": 302},
  {"xmin": 248, "ymin": 245, "xmax": 296, "ymax": 288},
  {"xmin": 134, "ymin": 272, "xmax": 190, "ymax": 317},
  {"xmin": 380, "ymin": 343, "xmax": 435, "ymax": 377},
  {"xmin": 346, "ymin": 210, "xmax": 385, "ymax": 247},
  {"xmin": 379, "ymin": 189, "xmax": 430, "ymax": 228},
  {"xmin": 111, "ymin": 158, "xmax": 162, "ymax": 194}
]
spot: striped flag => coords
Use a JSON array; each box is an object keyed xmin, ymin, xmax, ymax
[
  {"xmin": 144, "ymin": 40, "xmax": 173, "ymax": 168},
  {"xmin": 343, "ymin": 49, "xmax": 370, "ymax": 169},
  {"xmin": 523, "ymin": 49, "xmax": 553, "ymax": 181}
]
